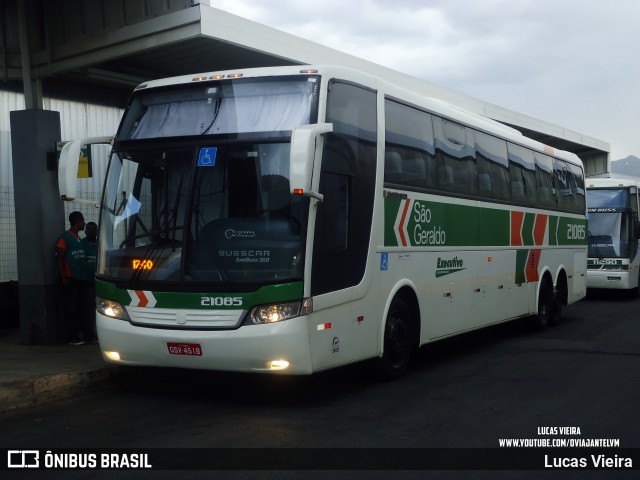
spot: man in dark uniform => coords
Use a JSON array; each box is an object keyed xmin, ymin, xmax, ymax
[
  {"xmin": 81, "ymin": 221, "xmax": 98, "ymax": 342},
  {"xmin": 56, "ymin": 211, "xmax": 87, "ymax": 345}
]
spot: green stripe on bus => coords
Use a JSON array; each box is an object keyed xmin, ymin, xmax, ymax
[
  {"xmin": 549, "ymin": 216, "xmax": 559, "ymax": 246},
  {"xmin": 515, "ymin": 250, "xmax": 528, "ymax": 284},
  {"xmin": 383, "ymin": 195, "xmax": 586, "ymax": 248},
  {"xmin": 479, "ymin": 209, "xmax": 510, "ymax": 246},
  {"xmin": 95, "ymin": 279, "xmax": 304, "ymax": 309},
  {"xmin": 555, "ymin": 216, "xmax": 588, "ymax": 245},
  {"xmin": 522, "ymin": 213, "xmax": 535, "ymax": 246}
]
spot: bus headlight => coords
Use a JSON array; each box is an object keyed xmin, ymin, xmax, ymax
[
  {"xmin": 245, "ymin": 298, "xmax": 312, "ymax": 325},
  {"xmin": 96, "ymin": 297, "xmax": 130, "ymax": 320}
]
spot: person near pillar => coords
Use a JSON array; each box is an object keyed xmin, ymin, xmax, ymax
[
  {"xmin": 56, "ymin": 211, "xmax": 88, "ymax": 345},
  {"xmin": 81, "ymin": 221, "xmax": 99, "ymax": 343}
]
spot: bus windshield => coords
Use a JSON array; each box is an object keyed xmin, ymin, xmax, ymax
[
  {"xmin": 99, "ymin": 142, "xmax": 309, "ymax": 289},
  {"xmin": 587, "ymin": 188, "xmax": 633, "ymax": 259},
  {"xmin": 97, "ymin": 76, "xmax": 320, "ymax": 289},
  {"xmin": 587, "ymin": 210, "xmax": 632, "ymax": 258},
  {"xmin": 118, "ymin": 76, "xmax": 319, "ymax": 140}
]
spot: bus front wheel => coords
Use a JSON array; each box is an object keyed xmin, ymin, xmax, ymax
[{"xmin": 376, "ymin": 298, "xmax": 412, "ymax": 380}]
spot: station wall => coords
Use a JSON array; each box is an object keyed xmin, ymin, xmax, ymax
[{"xmin": 0, "ymin": 90, "xmax": 123, "ymax": 281}]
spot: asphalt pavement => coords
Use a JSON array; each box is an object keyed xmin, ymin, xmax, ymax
[
  {"xmin": 0, "ymin": 288, "xmax": 636, "ymax": 416},
  {"xmin": 0, "ymin": 327, "xmax": 117, "ymax": 412}
]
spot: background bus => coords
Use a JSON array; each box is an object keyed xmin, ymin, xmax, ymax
[
  {"xmin": 586, "ymin": 178, "xmax": 640, "ymax": 292},
  {"xmin": 59, "ymin": 65, "xmax": 587, "ymax": 379}
]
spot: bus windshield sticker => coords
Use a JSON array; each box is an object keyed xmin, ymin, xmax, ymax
[
  {"xmin": 198, "ymin": 147, "xmax": 217, "ymax": 167},
  {"xmin": 113, "ymin": 193, "xmax": 141, "ymax": 229}
]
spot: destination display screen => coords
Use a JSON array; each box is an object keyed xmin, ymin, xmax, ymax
[{"xmin": 132, "ymin": 258, "xmax": 154, "ymax": 270}]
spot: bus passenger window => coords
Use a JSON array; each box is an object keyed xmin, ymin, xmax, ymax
[
  {"xmin": 384, "ymin": 151, "xmax": 403, "ymax": 184},
  {"xmin": 384, "ymin": 99, "xmax": 436, "ymax": 190},
  {"xmin": 508, "ymin": 143, "xmax": 536, "ymax": 204},
  {"xmin": 433, "ymin": 117, "xmax": 476, "ymax": 195},
  {"xmin": 535, "ymin": 152, "xmax": 556, "ymax": 208},
  {"xmin": 474, "ymin": 131, "xmax": 510, "ymax": 201}
]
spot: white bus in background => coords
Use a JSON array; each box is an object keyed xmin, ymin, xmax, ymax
[
  {"xmin": 59, "ymin": 65, "xmax": 587, "ymax": 379},
  {"xmin": 586, "ymin": 178, "xmax": 640, "ymax": 292}
]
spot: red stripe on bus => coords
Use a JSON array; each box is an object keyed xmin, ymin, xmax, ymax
[
  {"xmin": 511, "ymin": 211, "xmax": 524, "ymax": 246},
  {"xmin": 533, "ymin": 214, "xmax": 548, "ymax": 246},
  {"xmin": 398, "ymin": 199, "xmax": 411, "ymax": 247},
  {"xmin": 136, "ymin": 290, "xmax": 148, "ymax": 308},
  {"xmin": 525, "ymin": 250, "xmax": 541, "ymax": 282}
]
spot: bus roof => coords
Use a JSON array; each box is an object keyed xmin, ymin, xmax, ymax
[
  {"xmin": 587, "ymin": 177, "xmax": 640, "ymax": 189},
  {"xmin": 132, "ymin": 64, "xmax": 583, "ymax": 169}
]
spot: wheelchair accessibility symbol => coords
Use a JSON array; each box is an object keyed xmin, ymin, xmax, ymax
[
  {"xmin": 380, "ymin": 253, "xmax": 388, "ymax": 271},
  {"xmin": 198, "ymin": 147, "xmax": 217, "ymax": 167}
]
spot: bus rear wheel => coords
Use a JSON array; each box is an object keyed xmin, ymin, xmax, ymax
[
  {"xmin": 531, "ymin": 279, "xmax": 552, "ymax": 331},
  {"xmin": 376, "ymin": 297, "xmax": 412, "ymax": 380},
  {"xmin": 550, "ymin": 281, "xmax": 565, "ymax": 326}
]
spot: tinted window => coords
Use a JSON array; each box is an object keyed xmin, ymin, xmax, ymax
[
  {"xmin": 508, "ymin": 143, "xmax": 536, "ymax": 204},
  {"xmin": 566, "ymin": 162, "xmax": 586, "ymax": 214},
  {"xmin": 552, "ymin": 158, "xmax": 584, "ymax": 214},
  {"xmin": 474, "ymin": 131, "xmax": 510, "ymax": 201},
  {"xmin": 384, "ymin": 100, "xmax": 437, "ymax": 189},
  {"xmin": 535, "ymin": 152, "xmax": 556, "ymax": 208},
  {"xmin": 433, "ymin": 117, "xmax": 476, "ymax": 195},
  {"xmin": 312, "ymin": 81, "xmax": 377, "ymax": 296}
]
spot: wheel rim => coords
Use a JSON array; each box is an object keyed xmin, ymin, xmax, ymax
[
  {"xmin": 539, "ymin": 285, "xmax": 550, "ymax": 326},
  {"xmin": 540, "ymin": 303, "xmax": 548, "ymax": 325},
  {"xmin": 386, "ymin": 314, "xmax": 410, "ymax": 368}
]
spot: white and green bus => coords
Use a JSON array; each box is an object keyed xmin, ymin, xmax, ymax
[
  {"xmin": 586, "ymin": 178, "xmax": 640, "ymax": 291},
  {"xmin": 59, "ymin": 65, "xmax": 587, "ymax": 378}
]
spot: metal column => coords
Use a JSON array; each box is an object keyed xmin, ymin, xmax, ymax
[{"xmin": 10, "ymin": 110, "xmax": 64, "ymax": 344}]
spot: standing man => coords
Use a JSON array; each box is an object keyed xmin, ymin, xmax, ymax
[
  {"xmin": 81, "ymin": 221, "xmax": 98, "ymax": 342},
  {"xmin": 56, "ymin": 211, "xmax": 87, "ymax": 345}
]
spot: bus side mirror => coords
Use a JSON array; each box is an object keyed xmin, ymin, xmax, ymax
[
  {"xmin": 289, "ymin": 123, "xmax": 333, "ymax": 203},
  {"xmin": 58, "ymin": 136, "xmax": 112, "ymax": 205}
]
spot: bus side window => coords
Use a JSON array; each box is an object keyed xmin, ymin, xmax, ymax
[
  {"xmin": 474, "ymin": 130, "xmax": 510, "ymax": 201},
  {"xmin": 553, "ymin": 158, "xmax": 572, "ymax": 212},
  {"xmin": 313, "ymin": 132, "xmax": 355, "ymax": 265},
  {"xmin": 312, "ymin": 81, "xmax": 377, "ymax": 296},
  {"xmin": 316, "ymin": 170, "xmax": 349, "ymax": 250},
  {"xmin": 433, "ymin": 117, "xmax": 476, "ymax": 196},
  {"xmin": 535, "ymin": 152, "xmax": 556, "ymax": 209},
  {"xmin": 384, "ymin": 150, "xmax": 403, "ymax": 184},
  {"xmin": 507, "ymin": 143, "xmax": 536, "ymax": 205},
  {"xmin": 384, "ymin": 99, "xmax": 436, "ymax": 190}
]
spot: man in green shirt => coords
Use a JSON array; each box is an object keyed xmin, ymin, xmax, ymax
[{"xmin": 56, "ymin": 211, "xmax": 87, "ymax": 345}]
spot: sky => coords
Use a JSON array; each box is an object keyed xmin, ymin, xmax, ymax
[{"xmin": 209, "ymin": 0, "xmax": 640, "ymax": 161}]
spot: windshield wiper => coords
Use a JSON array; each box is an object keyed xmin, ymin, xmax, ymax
[{"xmin": 127, "ymin": 179, "xmax": 184, "ymax": 284}]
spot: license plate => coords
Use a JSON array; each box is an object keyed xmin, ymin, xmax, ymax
[{"xmin": 167, "ymin": 343, "xmax": 202, "ymax": 356}]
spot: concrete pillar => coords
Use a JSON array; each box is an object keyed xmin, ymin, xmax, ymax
[{"xmin": 10, "ymin": 109, "xmax": 65, "ymax": 344}]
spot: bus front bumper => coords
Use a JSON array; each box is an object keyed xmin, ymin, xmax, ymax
[
  {"xmin": 587, "ymin": 270, "xmax": 634, "ymax": 290},
  {"xmin": 96, "ymin": 313, "xmax": 314, "ymax": 374}
]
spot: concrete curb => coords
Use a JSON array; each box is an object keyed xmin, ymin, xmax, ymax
[{"xmin": 0, "ymin": 366, "xmax": 121, "ymax": 413}]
